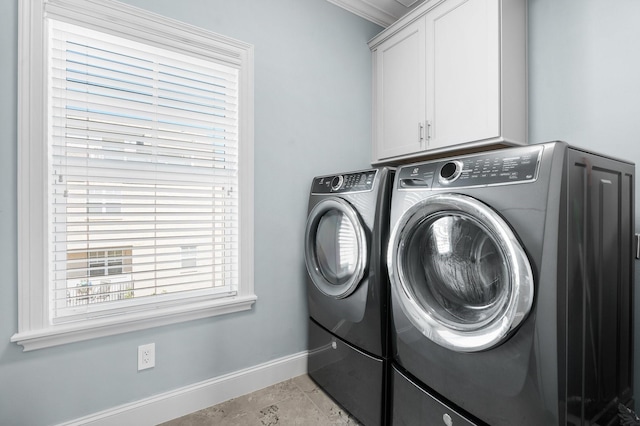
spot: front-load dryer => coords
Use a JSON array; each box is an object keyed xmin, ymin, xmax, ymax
[
  {"xmin": 305, "ymin": 167, "xmax": 393, "ymax": 426},
  {"xmin": 387, "ymin": 142, "xmax": 634, "ymax": 425}
]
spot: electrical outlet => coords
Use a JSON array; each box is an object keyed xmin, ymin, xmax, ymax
[{"xmin": 138, "ymin": 343, "xmax": 155, "ymax": 371}]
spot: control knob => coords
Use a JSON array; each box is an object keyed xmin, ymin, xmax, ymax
[
  {"xmin": 439, "ymin": 161, "xmax": 463, "ymax": 184},
  {"xmin": 331, "ymin": 175, "xmax": 344, "ymax": 191}
]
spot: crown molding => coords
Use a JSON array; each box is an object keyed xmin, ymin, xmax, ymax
[{"xmin": 327, "ymin": 0, "xmax": 398, "ymax": 27}]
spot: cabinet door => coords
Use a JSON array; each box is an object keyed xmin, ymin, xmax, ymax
[
  {"xmin": 425, "ymin": 0, "xmax": 500, "ymax": 149},
  {"xmin": 373, "ymin": 18, "xmax": 426, "ymax": 161}
]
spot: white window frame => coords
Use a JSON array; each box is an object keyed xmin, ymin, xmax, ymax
[{"xmin": 13, "ymin": 0, "xmax": 255, "ymax": 351}]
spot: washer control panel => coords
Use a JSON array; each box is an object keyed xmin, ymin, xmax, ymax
[
  {"xmin": 398, "ymin": 145, "xmax": 543, "ymax": 189},
  {"xmin": 312, "ymin": 170, "xmax": 378, "ymax": 194}
]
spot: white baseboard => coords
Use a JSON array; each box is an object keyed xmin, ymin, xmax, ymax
[{"xmin": 57, "ymin": 351, "xmax": 309, "ymax": 426}]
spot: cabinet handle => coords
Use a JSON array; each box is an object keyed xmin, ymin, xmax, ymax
[
  {"xmin": 419, "ymin": 122, "xmax": 425, "ymax": 143},
  {"xmin": 426, "ymin": 121, "xmax": 432, "ymax": 141}
]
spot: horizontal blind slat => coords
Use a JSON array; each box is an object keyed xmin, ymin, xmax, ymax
[
  {"xmin": 60, "ymin": 241, "xmax": 238, "ymax": 256},
  {"xmin": 50, "ymin": 81, "xmax": 239, "ymax": 118},
  {"xmin": 50, "ymin": 102, "xmax": 238, "ymax": 134},
  {"xmin": 51, "ymin": 137, "xmax": 238, "ymax": 163}
]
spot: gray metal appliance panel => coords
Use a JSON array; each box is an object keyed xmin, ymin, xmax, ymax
[
  {"xmin": 562, "ymin": 147, "xmax": 634, "ymax": 423},
  {"xmin": 308, "ymin": 318, "xmax": 386, "ymax": 426},
  {"xmin": 391, "ymin": 365, "xmax": 480, "ymax": 426}
]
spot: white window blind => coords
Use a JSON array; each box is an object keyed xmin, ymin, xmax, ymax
[{"xmin": 49, "ymin": 20, "xmax": 240, "ymax": 321}]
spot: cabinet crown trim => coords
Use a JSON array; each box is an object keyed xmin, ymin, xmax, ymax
[{"xmin": 368, "ymin": 0, "xmax": 446, "ymax": 47}]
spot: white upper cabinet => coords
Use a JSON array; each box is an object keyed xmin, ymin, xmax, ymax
[
  {"xmin": 369, "ymin": 0, "xmax": 527, "ymax": 164},
  {"xmin": 373, "ymin": 18, "xmax": 426, "ymax": 160}
]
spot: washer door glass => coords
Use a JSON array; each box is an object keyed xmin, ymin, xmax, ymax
[
  {"xmin": 410, "ymin": 213, "xmax": 509, "ymax": 328},
  {"xmin": 305, "ymin": 198, "xmax": 367, "ymax": 299},
  {"xmin": 389, "ymin": 193, "xmax": 533, "ymax": 352}
]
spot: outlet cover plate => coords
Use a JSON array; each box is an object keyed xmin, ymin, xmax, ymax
[{"xmin": 138, "ymin": 343, "xmax": 155, "ymax": 370}]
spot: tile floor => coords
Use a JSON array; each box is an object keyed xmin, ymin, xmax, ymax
[{"xmin": 159, "ymin": 374, "xmax": 362, "ymax": 426}]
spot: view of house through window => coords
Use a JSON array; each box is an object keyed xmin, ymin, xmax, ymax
[
  {"xmin": 66, "ymin": 248, "xmax": 133, "ymax": 306},
  {"xmin": 49, "ymin": 20, "xmax": 240, "ymax": 321}
]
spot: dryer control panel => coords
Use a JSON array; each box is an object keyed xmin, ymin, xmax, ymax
[
  {"xmin": 312, "ymin": 170, "xmax": 377, "ymax": 194},
  {"xmin": 398, "ymin": 145, "xmax": 543, "ymax": 189}
]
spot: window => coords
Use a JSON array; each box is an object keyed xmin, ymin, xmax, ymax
[
  {"xmin": 13, "ymin": 0, "xmax": 255, "ymax": 351},
  {"xmin": 88, "ymin": 250, "xmax": 125, "ymax": 278}
]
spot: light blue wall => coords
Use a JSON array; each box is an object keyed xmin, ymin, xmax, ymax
[
  {"xmin": 528, "ymin": 0, "xmax": 640, "ymax": 397},
  {"xmin": 529, "ymin": 0, "xmax": 640, "ymax": 161},
  {"xmin": 0, "ymin": 1, "xmax": 381, "ymax": 424}
]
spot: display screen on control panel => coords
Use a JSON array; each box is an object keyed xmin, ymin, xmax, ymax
[
  {"xmin": 311, "ymin": 170, "xmax": 378, "ymax": 194},
  {"xmin": 397, "ymin": 145, "xmax": 543, "ymax": 190}
]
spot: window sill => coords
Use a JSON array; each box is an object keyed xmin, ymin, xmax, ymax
[{"xmin": 11, "ymin": 294, "xmax": 257, "ymax": 351}]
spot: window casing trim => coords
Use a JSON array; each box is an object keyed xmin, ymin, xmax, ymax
[
  {"xmin": 13, "ymin": 0, "xmax": 255, "ymax": 351},
  {"xmin": 12, "ymin": 294, "xmax": 258, "ymax": 352}
]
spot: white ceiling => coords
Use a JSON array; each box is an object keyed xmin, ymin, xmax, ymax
[{"xmin": 327, "ymin": 0, "xmax": 427, "ymax": 27}]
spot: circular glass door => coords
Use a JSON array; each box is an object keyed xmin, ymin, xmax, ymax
[
  {"xmin": 388, "ymin": 193, "xmax": 533, "ymax": 352},
  {"xmin": 305, "ymin": 198, "xmax": 367, "ymax": 299}
]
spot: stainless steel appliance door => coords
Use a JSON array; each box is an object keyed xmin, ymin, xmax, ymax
[
  {"xmin": 388, "ymin": 193, "xmax": 533, "ymax": 352},
  {"xmin": 305, "ymin": 197, "xmax": 367, "ymax": 299}
]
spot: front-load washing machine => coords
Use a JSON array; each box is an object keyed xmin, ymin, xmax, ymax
[
  {"xmin": 386, "ymin": 142, "xmax": 634, "ymax": 425},
  {"xmin": 305, "ymin": 167, "xmax": 393, "ymax": 426}
]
